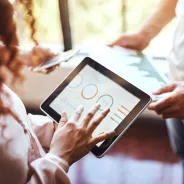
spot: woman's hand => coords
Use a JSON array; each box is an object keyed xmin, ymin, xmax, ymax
[
  {"xmin": 148, "ymin": 82, "xmax": 184, "ymax": 119},
  {"xmin": 49, "ymin": 104, "xmax": 115, "ymax": 165},
  {"xmin": 108, "ymin": 32, "xmax": 151, "ymax": 51},
  {"xmin": 19, "ymin": 46, "xmax": 59, "ymax": 74}
]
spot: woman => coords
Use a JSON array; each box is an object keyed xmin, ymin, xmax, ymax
[{"xmin": 0, "ymin": 0, "xmax": 114, "ymax": 183}]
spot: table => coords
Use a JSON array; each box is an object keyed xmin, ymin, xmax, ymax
[{"xmin": 12, "ymin": 44, "xmax": 168, "ymax": 120}]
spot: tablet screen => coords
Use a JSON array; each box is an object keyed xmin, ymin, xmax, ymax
[{"xmin": 50, "ymin": 65, "xmax": 140, "ymax": 146}]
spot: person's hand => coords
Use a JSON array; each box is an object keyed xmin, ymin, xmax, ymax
[
  {"xmin": 19, "ymin": 46, "xmax": 59, "ymax": 74},
  {"xmin": 108, "ymin": 32, "xmax": 151, "ymax": 51},
  {"xmin": 49, "ymin": 104, "xmax": 115, "ymax": 166},
  {"xmin": 148, "ymin": 82, "xmax": 184, "ymax": 119}
]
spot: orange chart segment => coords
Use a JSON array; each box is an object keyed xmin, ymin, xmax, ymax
[
  {"xmin": 117, "ymin": 105, "xmax": 130, "ymax": 117},
  {"xmin": 81, "ymin": 84, "xmax": 98, "ymax": 100}
]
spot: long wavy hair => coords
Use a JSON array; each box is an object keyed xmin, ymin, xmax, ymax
[{"xmin": 0, "ymin": 0, "xmax": 37, "ymax": 118}]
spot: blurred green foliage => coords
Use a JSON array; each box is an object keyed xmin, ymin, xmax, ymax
[{"xmin": 18, "ymin": 0, "xmax": 167, "ymax": 46}]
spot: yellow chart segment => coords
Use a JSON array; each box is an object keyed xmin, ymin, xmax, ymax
[
  {"xmin": 118, "ymin": 108, "xmax": 127, "ymax": 116},
  {"xmin": 117, "ymin": 105, "xmax": 130, "ymax": 116}
]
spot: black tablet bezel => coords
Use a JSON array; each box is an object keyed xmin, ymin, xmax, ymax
[{"xmin": 40, "ymin": 57, "xmax": 151, "ymax": 157}]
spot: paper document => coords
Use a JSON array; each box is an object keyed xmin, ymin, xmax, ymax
[{"xmin": 86, "ymin": 44, "xmax": 168, "ymax": 97}]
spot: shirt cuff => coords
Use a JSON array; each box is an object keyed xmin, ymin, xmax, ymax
[{"xmin": 45, "ymin": 153, "xmax": 69, "ymax": 173}]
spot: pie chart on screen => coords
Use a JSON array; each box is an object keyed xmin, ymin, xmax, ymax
[
  {"xmin": 69, "ymin": 74, "xmax": 83, "ymax": 88},
  {"xmin": 81, "ymin": 84, "xmax": 98, "ymax": 100}
]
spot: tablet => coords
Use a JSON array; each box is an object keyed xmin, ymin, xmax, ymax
[{"xmin": 40, "ymin": 57, "xmax": 151, "ymax": 158}]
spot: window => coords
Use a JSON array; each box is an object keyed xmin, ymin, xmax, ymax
[
  {"xmin": 68, "ymin": 0, "xmax": 175, "ymax": 55},
  {"xmin": 16, "ymin": 0, "xmax": 62, "ymax": 46},
  {"xmin": 69, "ymin": 0, "xmax": 123, "ymax": 45},
  {"xmin": 15, "ymin": 0, "xmax": 175, "ymax": 55}
]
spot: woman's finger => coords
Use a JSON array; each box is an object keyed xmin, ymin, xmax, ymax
[
  {"xmin": 39, "ymin": 69, "xmax": 47, "ymax": 74},
  {"xmin": 82, "ymin": 103, "xmax": 101, "ymax": 127},
  {"xmin": 58, "ymin": 111, "xmax": 68, "ymax": 128},
  {"xmin": 53, "ymin": 122, "xmax": 58, "ymax": 131},
  {"xmin": 89, "ymin": 130, "xmax": 115, "ymax": 145},
  {"xmin": 41, "ymin": 65, "xmax": 60, "ymax": 74},
  {"xmin": 88, "ymin": 107, "xmax": 110, "ymax": 134},
  {"xmin": 47, "ymin": 65, "xmax": 60, "ymax": 73},
  {"xmin": 69, "ymin": 105, "xmax": 84, "ymax": 123},
  {"xmin": 43, "ymin": 65, "xmax": 59, "ymax": 74}
]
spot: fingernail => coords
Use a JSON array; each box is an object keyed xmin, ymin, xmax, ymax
[
  {"xmin": 78, "ymin": 105, "xmax": 84, "ymax": 110},
  {"xmin": 110, "ymin": 130, "xmax": 115, "ymax": 135},
  {"xmin": 107, "ymin": 130, "xmax": 115, "ymax": 137},
  {"xmin": 95, "ymin": 103, "xmax": 101, "ymax": 108},
  {"xmin": 61, "ymin": 111, "xmax": 66, "ymax": 116},
  {"xmin": 104, "ymin": 107, "xmax": 110, "ymax": 111}
]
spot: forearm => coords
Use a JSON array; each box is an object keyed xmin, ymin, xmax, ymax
[
  {"xmin": 0, "ymin": 43, "xmax": 11, "ymax": 65},
  {"xmin": 28, "ymin": 114, "xmax": 57, "ymax": 150},
  {"xmin": 139, "ymin": 0, "xmax": 178, "ymax": 40},
  {"xmin": 0, "ymin": 43, "xmax": 33, "ymax": 67},
  {"xmin": 29, "ymin": 154, "xmax": 70, "ymax": 184}
]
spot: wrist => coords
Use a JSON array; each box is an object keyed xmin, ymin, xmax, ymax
[
  {"xmin": 0, "ymin": 44, "xmax": 11, "ymax": 65},
  {"xmin": 49, "ymin": 150, "xmax": 71, "ymax": 166},
  {"xmin": 17, "ymin": 48, "xmax": 32, "ymax": 67},
  {"xmin": 138, "ymin": 21, "xmax": 163, "ymax": 43},
  {"xmin": 45, "ymin": 153, "xmax": 70, "ymax": 173},
  {"xmin": 138, "ymin": 29, "xmax": 154, "ymax": 45}
]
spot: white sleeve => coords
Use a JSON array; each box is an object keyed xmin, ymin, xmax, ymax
[
  {"xmin": 28, "ymin": 114, "xmax": 56, "ymax": 149},
  {"xmin": 28, "ymin": 153, "xmax": 71, "ymax": 184}
]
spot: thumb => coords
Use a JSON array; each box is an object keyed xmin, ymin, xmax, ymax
[
  {"xmin": 153, "ymin": 83, "xmax": 177, "ymax": 95},
  {"xmin": 58, "ymin": 111, "xmax": 68, "ymax": 128},
  {"xmin": 108, "ymin": 37, "xmax": 127, "ymax": 47}
]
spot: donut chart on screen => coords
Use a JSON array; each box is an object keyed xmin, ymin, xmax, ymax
[
  {"xmin": 81, "ymin": 84, "xmax": 98, "ymax": 100},
  {"xmin": 96, "ymin": 94, "xmax": 114, "ymax": 110},
  {"xmin": 68, "ymin": 74, "xmax": 83, "ymax": 88}
]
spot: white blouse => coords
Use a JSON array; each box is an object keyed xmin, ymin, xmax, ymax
[
  {"xmin": 168, "ymin": 0, "xmax": 184, "ymax": 81},
  {"xmin": 0, "ymin": 84, "xmax": 71, "ymax": 184}
]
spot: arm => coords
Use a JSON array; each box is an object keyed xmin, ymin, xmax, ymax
[
  {"xmin": 28, "ymin": 105, "xmax": 114, "ymax": 183},
  {"xmin": 0, "ymin": 115, "xmax": 70, "ymax": 184},
  {"xmin": 109, "ymin": 0, "xmax": 178, "ymax": 50},
  {"xmin": 0, "ymin": 43, "xmax": 10, "ymax": 65},
  {"xmin": 28, "ymin": 114, "xmax": 57, "ymax": 150},
  {"xmin": 0, "ymin": 103, "xmax": 113, "ymax": 183},
  {"xmin": 28, "ymin": 154, "xmax": 70, "ymax": 184},
  {"xmin": 0, "ymin": 43, "xmax": 57, "ymax": 69},
  {"xmin": 139, "ymin": 0, "xmax": 178, "ymax": 40},
  {"xmin": 0, "ymin": 43, "xmax": 33, "ymax": 67}
]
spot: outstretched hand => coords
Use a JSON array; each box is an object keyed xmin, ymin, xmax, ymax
[{"xmin": 108, "ymin": 32, "xmax": 150, "ymax": 51}]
